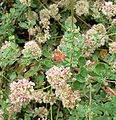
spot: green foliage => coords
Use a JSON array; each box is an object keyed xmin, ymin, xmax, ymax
[{"xmin": 0, "ymin": 0, "xmax": 116, "ymax": 120}]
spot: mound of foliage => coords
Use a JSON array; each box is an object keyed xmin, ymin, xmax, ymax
[{"xmin": 0, "ymin": 0, "xmax": 116, "ymax": 120}]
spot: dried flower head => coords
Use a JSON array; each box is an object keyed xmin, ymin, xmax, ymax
[
  {"xmin": 20, "ymin": 0, "xmax": 31, "ymax": 6},
  {"xmin": 49, "ymin": 4, "xmax": 61, "ymax": 21},
  {"xmin": 34, "ymin": 91, "xmax": 56, "ymax": 105},
  {"xmin": 66, "ymin": 16, "xmax": 77, "ymax": 23},
  {"xmin": 22, "ymin": 41, "xmax": 42, "ymax": 58},
  {"xmin": 75, "ymin": 0, "xmax": 89, "ymax": 16},
  {"xmin": 83, "ymin": 24, "xmax": 108, "ymax": 56},
  {"xmin": 55, "ymin": 83, "xmax": 81, "ymax": 109},
  {"xmin": 36, "ymin": 107, "xmax": 49, "ymax": 118}
]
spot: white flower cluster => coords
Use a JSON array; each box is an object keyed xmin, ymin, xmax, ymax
[
  {"xmin": 46, "ymin": 65, "xmax": 72, "ymax": 88},
  {"xmin": 109, "ymin": 42, "xmax": 116, "ymax": 54},
  {"xmin": 49, "ymin": 4, "xmax": 61, "ymax": 21},
  {"xmin": 34, "ymin": 91, "xmax": 56, "ymax": 105},
  {"xmin": 22, "ymin": 40, "xmax": 42, "ymax": 58},
  {"xmin": 20, "ymin": 0, "xmax": 31, "ymax": 6},
  {"xmin": 9, "ymin": 78, "xmax": 35, "ymax": 106},
  {"xmin": 74, "ymin": 0, "xmax": 89, "ymax": 16},
  {"xmin": 102, "ymin": 1, "xmax": 116, "ymax": 18},
  {"xmin": 46, "ymin": 66, "xmax": 81, "ymax": 108},
  {"xmin": 83, "ymin": 24, "xmax": 108, "ymax": 56},
  {"xmin": 0, "ymin": 41, "xmax": 11, "ymax": 53}
]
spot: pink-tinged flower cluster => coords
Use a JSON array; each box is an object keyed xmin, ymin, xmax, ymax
[
  {"xmin": 102, "ymin": 2, "xmax": 116, "ymax": 18},
  {"xmin": 83, "ymin": 24, "xmax": 108, "ymax": 56},
  {"xmin": 22, "ymin": 40, "xmax": 42, "ymax": 58},
  {"xmin": 46, "ymin": 66, "xmax": 72, "ymax": 88},
  {"xmin": 9, "ymin": 78, "xmax": 35, "ymax": 106},
  {"xmin": 46, "ymin": 66, "xmax": 80, "ymax": 108}
]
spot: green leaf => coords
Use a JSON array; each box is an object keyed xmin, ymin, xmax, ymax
[
  {"xmin": 73, "ymin": 80, "xmax": 84, "ymax": 90},
  {"xmin": 80, "ymin": 67, "xmax": 88, "ymax": 77},
  {"xmin": 43, "ymin": 50, "xmax": 50, "ymax": 58},
  {"xmin": 9, "ymin": 72, "xmax": 17, "ymax": 81},
  {"xmin": 78, "ymin": 56, "xmax": 86, "ymax": 66},
  {"xmin": 19, "ymin": 22, "xmax": 28, "ymax": 29},
  {"xmin": 44, "ymin": 59, "xmax": 54, "ymax": 68},
  {"xmin": 95, "ymin": 63, "xmax": 107, "ymax": 75}
]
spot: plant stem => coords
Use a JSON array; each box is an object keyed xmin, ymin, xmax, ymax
[
  {"xmin": 51, "ymin": 87, "xmax": 53, "ymax": 120},
  {"xmin": 76, "ymin": 15, "xmax": 91, "ymax": 28},
  {"xmin": 89, "ymin": 82, "xmax": 91, "ymax": 120},
  {"xmin": 56, "ymin": 102, "xmax": 61, "ymax": 120},
  {"xmin": 34, "ymin": 85, "xmax": 51, "ymax": 91},
  {"xmin": 28, "ymin": 6, "xmax": 31, "ymax": 41},
  {"xmin": 70, "ymin": 0, "xmax": 74, "ymax": 29}
]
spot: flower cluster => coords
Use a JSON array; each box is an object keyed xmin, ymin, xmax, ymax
[
  {"xmin": 74, "ymin": 0, "xmax": 89, "ymax": 16},
  {"xmin": 58, "ymin": 0, "xmax": 77, "ymax": 8},
  {"xmin": 34, "ymin": 91, "xmax": 56, "ymax": 105},
  {"xmin": 109, "ymin": 42, "xmax": 116, "ymax": 54},
  {"xmin": 35, "ymin": 107, "xmax": 49, "ymax": 119},
  {"xmin": 39, "ymin": 9, "xmax": 51, "ymax": 43},
  {"xmin": 46, "ymin": 66, "xmax": 80, "ymax": 108},
  {"xmin": 46, "ymin": 65, "xmax": 72, "ymax": 88},
  {"xmin": 40, "ymin": 9, "xmax": 50, "ymax": 30},
  {"xmin": 20, "ymin": 0, "xmax": 31, "ymax": 6},
  {"xmin": 7, "ymin": 104, "xmax": 22, "ymax": 115},
  {"xmin": 9, "ymin": 78, "xmax": 35, "ymax": 106},
  {"xmin": 83, "ymin": 24, "xmax": 108, "ymax": 56},
  {"xmin": 91, "ymin": 8, "xmax": 100, "ymax": 19},
  {"xmin": 0, "ymin": 41, "xmax": 11, "ymax": 53},
  {"xmin": 93, "ymin": 0, "xmax": 104, "ymax": 11},
  {"xmin": 55, "ymin": 83, "xmax": 81, "ymax": 109},
  {"xmin": 49, "ymin": 4, "xmax": 61, "ymax": 21},
  {"xmin": 102, "ymin": 2, "xmax": 116, "ymax": 18},
  {"xmin": 22, "ymin": 40, "xmax": 42, "ymax": 58},
  {"xmin": 66, "ymin": 16, "xmax": 77, "ymax": 24}
]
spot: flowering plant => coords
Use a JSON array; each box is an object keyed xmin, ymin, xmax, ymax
[{"xmin": 0, "ymin": 0, "xmax": 116, "ymax": 120}]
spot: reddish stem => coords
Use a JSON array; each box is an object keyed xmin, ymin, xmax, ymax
[
  {"xmin": 76, "ymin": 15, "xmax": 91, "ymax": 29},
  {"xmin": 89, "ymin": 82, "xmax": 91, "ymax": 120},
  {"xmin": 38, "ymin": 0, "xmax": 46, "ymax": 8},
  {"xmin": 104, "ymin": 80, "xmax": 116, "ymax": 83}
]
